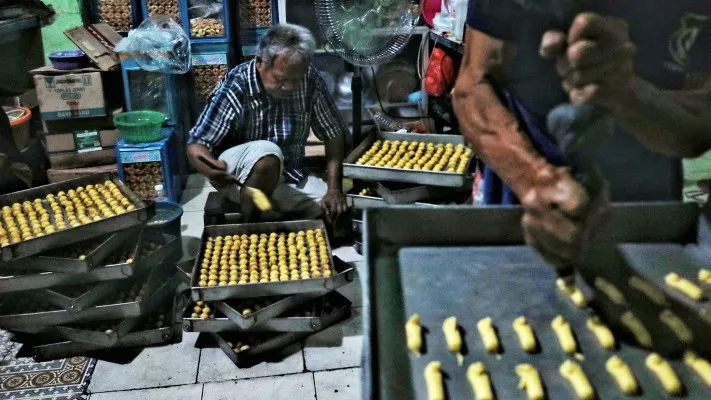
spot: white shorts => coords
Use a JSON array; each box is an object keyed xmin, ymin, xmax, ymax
[{"xmin": 217, "ymin": 140, "xmax": 327, "ymax": 219}]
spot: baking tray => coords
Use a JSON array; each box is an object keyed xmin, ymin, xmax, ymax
[
  {"xmin": 42, "ymin": 279, "xmax": 127, "ymax": 313},
  {"xmin": 347, "ymin": 189, "xmax": 440, "ymax": 209},
  {"xmin": 190, "ymin": 221, "xmax": 355, "ymax": 302},
  {"xmin": 375, "ymin": 181, "xmax": 469, "ymax": 205},
  {"xmin": 0, "ymin": 267, "xmax": 180, "ymax": 332},
  {"xmin": 31, "ymin": 293, "xmax": 184, "ymax": 361},
  {"xmin": 343, "ymin": 132, "xmax": 474, "ymax": 187},
  {"xmin": 0, "ymin": 229, "xmax": 177, "ymax": 294},
  {"xmin": 363, "ymin": 203, "xmax": 711, "ymax": 399},
  {"xmin": 2, "ymin": 229, "xmax": 134, "ymax": 273},
  {"xmin": 0, "ymin": 173, "xmax": 154, "ymax": 263}
]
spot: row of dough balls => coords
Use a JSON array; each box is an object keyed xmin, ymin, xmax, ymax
[
  {"xmin": 425, "ymin": 352, "xmax": 710, "ymax": 400},
  {"xmin": 0, "ymin": 181, "xmax": 133, "ymax": 246},
  {"xmin": 355, "ymin": 140, "xmax": 472, "ymax": 173},
  {"xmin": 410, "ymin": 315, "xmax": 711, "ymax": 399}
]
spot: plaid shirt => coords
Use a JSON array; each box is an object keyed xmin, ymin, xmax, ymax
[{"xmin": 188, "ymin": 59, "xmax": 347, "ymax": 183}]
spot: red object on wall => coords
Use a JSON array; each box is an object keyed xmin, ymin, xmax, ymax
[
  {"xmin": 421, "ymin": 0, "xmax": 443, "ymax": 27},
  {"xmin": 424, "ymin": 47, "xmax": 455, "ymax": 97}
]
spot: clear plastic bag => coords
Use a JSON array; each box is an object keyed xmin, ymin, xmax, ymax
[
  {"xmin": 189, "ymin": 0, "xmax": 225, "ymax": 37},
  {"xmin": 115, "ymin": 15, "xmax": 191, "ymax": 74}
]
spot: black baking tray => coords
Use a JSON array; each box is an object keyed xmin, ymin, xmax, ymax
[{"xmin": 363, "ymin": 203, "xmax": 711, "ymax": 399}]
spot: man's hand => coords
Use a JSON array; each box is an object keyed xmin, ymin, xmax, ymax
[
  {"xmin": 187, "ymin": 144, "xmax": 235, "ymax": 189},
  {"xmin": 540, "ymin": 12, "xmax": 636, "ymax": 110},
  {"xmin": 321, "ymin": 189, "xmax": 347, "ymax": 223},
  {"xmin": 521, "ymin": 166, "xmax": 610, "ymax": 270}
]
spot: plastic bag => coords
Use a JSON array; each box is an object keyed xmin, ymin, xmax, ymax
[{"xmin": 115, "ymin": 15, "xmax": 191, "ymax": 74}]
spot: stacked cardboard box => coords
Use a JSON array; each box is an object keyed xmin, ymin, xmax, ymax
[{"xmin": 35, "ymin": 23, "xmax": 125, "ymax": 181}]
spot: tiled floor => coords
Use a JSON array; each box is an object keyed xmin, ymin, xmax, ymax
[{"xmin": 86, "ymin": 175, "xmax": 364, "ymax": 399}]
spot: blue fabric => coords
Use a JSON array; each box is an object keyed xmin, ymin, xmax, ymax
[{"xmin": 468, "ymin": 1, "xmax": 710, "ymax": 204}]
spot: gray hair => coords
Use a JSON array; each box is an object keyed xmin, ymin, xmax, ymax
[{"xmin": 257, "ymin": 24, "xmax": 316, "ymax": 68}]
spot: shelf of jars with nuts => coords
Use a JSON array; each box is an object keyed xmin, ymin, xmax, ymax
[
  {"xmin": 179, "ymin": 0, "xmax": 230, "ymax": 43},
  {"xmin": 94, "ymin": 0, "xmax": 142, "ymax": 34},
  {"xmin": 142, "ymin": 0, "xmax": 181, "ymax": 25},
  {"xmin": 191, "ymin": 49, "xmax": 229, "ymax": 108}
]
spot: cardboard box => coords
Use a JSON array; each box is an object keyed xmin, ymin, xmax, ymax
[
  {"xmin": 47, "ymin": 149, "xmax": 116, "ymax": 169},
  {"xmin": 41, "ymin": 107, "xmax": 123, "ymax": 134},
  {"xmin": 64, "ymin": 23, "xmax": 123, "ymax": 71},
  {"xmin": 31, "ymin": 66, "xmax": 122, "ymax": 121},
  {"xmin": 47, "ymin": 164, "xmax": 118, "ymax": 184},
  {"xmin": 45, "ymin": 129, "xmax": 120, "ymax": 153}
]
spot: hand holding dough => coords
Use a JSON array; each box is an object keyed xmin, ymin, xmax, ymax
[
  {"xmin": 424, "ymin": 361, "xmax": 445, "ymax": 400},
  {"xmin": 405, "ymin": 314, "xmax": 423, "ymax": 357},
  {"xmin": 586, "ymin": 316, "xmax": 615, "ymax": 351},
  {"xmin": 467, "ymin": 362, "xmax": 494, "ymax": 400},
  {"xmin": 606, "ymin": 355, "xmax": 639, "ymax": 395},
  {"xmin": 560, "ymin": 360, "xmax": 596, "ymax": 400},
  {"xmin": 665, "ymin": 272, "xmax": 706, "ymax": 300},
  {"xmin": 551, "ymin": 315, "xmax": 578, "ymax": 354},
  {"xmin": 556, "ymin": 278, "xmax": 587, "ymax": 307},
  {"xmin": 513, "ymin": 316, "xmax": 537, "ymax": 352},
  {"xmin": 442, "ymin": 316, "xmax": 464, "ymax": 366},
  {"xmin": 516, "ymin": 363, "xmax": 545, "ymax": 400},
  {"xmin": 646, "ymin": 353, "xmax": 683, "ymax": 395},
  {"xmin": 684, "ymin": 351, "xmax": 711, "ymax": 386},
  {"xmin": 477, "ymin": 317, "xmax": 500, "ymax": 353},
  {"xmin": 699, "ymin": 268, "xmax": 711, "ymax": 285}
]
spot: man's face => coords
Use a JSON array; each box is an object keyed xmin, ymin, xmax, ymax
[{"xmin": 256, "ymin": 56, "xmax": 307, "ymax": 99}]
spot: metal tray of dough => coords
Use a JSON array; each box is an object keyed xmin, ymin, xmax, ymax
[
  {"xmin": 0, "ymin": 173, "xmax": 154, "ymax": 263},
  {"xmin": 190, "ymin": 221, "xmax": 355, "ymax": 302},
  {"xmin": 42, "ymin": 279, "xmax": 127, "ymax": 313},
  {"xmin": 31, "ymin": 293, "xmax": 185, "ymax": 361},
  {"xmin": 0, "ymin": 230, "xmax": 178, "ymax": 294},
  {"xmin": 210, "ymin": 299, "xmax": 351, "ymax": 366},
  {"xmin": 3, "ymin": 229, "xmax": 134, "ymax": 273},
  {"xmin": 183, "ymin": 293, "xmax": 317, "ymax": 332},
  {"xmin": 375, "ymin": 181, "xmax": 469, "ymax": 205},
  {"xmin": 0, "ymin": 267, "xmax": 180, "ymax": 331},
  {"xmin": 343, "ymin": 132, "xmax": 474, "ymax": 187},
  {"xmin": 363, "ymin": 203, "xmax": 711, "ymax": 399}
]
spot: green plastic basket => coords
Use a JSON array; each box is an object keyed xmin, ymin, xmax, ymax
[{"xmin": 114, "ymin": 111, "xmax": 166, "ymax": 143}]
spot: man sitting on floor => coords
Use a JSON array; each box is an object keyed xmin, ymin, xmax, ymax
[{"xmin": 187, "ymin": 24, "xmax": 348, "ymax": 223}]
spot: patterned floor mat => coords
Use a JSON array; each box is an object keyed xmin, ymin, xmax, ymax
[{"xmin": 0, "ymin": 330, "xmax": 95, "ymax": 400}]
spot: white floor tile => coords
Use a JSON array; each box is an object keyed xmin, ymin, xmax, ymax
[
  {"xmin": 181, "ymin": 211, "xmax": 205, "ymax": 238},
  {"xmin": 89, "ymin": 383, "xmax": 203, "ymax": 400},
  {"xmin": 304, "ymin": 308, "xmax": 363, "ymax": 371},
  {"xmin": 186, "ymin": 173, "xmax": 210, "ymax": 189},
  {"xmin": 88, "ymin": 333, "xmax": 201, "ymax": 392},
  {"xmin": 202, "ymin": 372, "xmax": 315, "ymax": 400},
  {"xmin": 198, "ymin": 342, "xmax": 304, "ymax": 382},
  {"xmin": 181, "ymin": 187, "xmax": 215, "ymax": 212},
  {"xmin": 314, "ymin": 368, "xmax": 361, "ymax": 400}
]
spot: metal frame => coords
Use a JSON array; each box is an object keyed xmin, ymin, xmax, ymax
[
  {"xmin": 0, "ymin": 173, "xmax": 152, "ymax": 263},
  {"xmin": 343, "ymin": 132, "xmax": 474, "ymax": 187},
  {"xmin": 189, "ymin": 221, "xmax": 355, "ymax": 301}
]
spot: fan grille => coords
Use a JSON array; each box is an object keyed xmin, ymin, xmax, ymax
[{"xmin": 315, "ymin": 0, "xmax": 420, "ymax": 66}]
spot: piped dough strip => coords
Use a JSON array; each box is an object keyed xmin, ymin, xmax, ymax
[
  {"xmin": 424, "ymin": 361, "xmax": 445, "ymax": 400},
  {"xmin": 516, "ymin": 363, "xmax": 545, "ymax": 400},
  {"xmin": 560, "ymin": 360, "xmax": 596, "ymax": 400},
  {"xmin": 512, "ymin": 316, "xmax": 537, "ymax": 352},
  {"xmin": 467, "ymin": 362, "xmax": 494, "ymax": 400},
  {"xmin": 605, "ymin": 355, "xmax": 639, "ymax": 395},
  {"xmin": 646, "ymin": 353, "xmax": 683, "ymax": 395},
  {"xmin": 586, "ymin": 316, "xmax": 615, "ymax": 351},
  {"xmin": 477, "ymin": 317, "xmax": 500, "ymax": 353},
  {"xmin": 665, "ymin": 272, "xmax": 706, "ymax": 301},
  {"xmin": 557, "ymin": 278, "xmax": 587, "ymax": 307},
  {"xmin": 442, "ymin": 316, "xmax": 464, "ymax": 366},
  {"xmin": 405, "ymin": 314, "xmax": 422, "ymax": 357},
  {"xmin": 551, "ymin": 315, "xmax": 578, "ymax": 354}
]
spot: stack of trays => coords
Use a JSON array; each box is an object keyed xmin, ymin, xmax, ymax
[
  {"xmin": 185, "ymin": 220, "xmax": 355, "ymax": 365},
  {"xmin": 343, "ymin": 132, "xmax": 475, "ymax": 253},
  {"xmin": 0, "ymin": 174, "xmax": 184, "ymax": 360}
]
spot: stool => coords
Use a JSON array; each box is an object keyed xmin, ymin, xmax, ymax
[{"xmin": 203, "ymin": 192, "xmax": 242, "ymax": 226}]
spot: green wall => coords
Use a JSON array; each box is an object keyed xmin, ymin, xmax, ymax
[{"xmin": 41, "ymin": 0, "xmax": 82, "ymax": 61}]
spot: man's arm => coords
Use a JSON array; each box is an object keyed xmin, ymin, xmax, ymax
[
  {"xmin": 540, "ymin": 13, "xmax": 711, "ymax": 158},
  {"xmin": 186, "ymin": 74, "xmax": 243, "ymax": 185},
  {"xmin": 311, "ymin": 69, "xmax": 348, "ymax": 219}
]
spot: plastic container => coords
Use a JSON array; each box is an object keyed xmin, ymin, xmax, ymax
[
  {"xmin": 114, "ymin": 111, "xmax": 166, "ymax": 143},
  {"xmin": 4, "ymin": 106, "xmax": 32, "ymax": 149},
  {"xmin": 48, "ymin": 50, "xmax": 91, "ymax": 70},
  {"xmin": 146, "ymin": 200, "xmax": 183, "ymax": 239}
]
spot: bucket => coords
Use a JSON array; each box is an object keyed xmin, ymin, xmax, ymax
[
  {"xmin": 146, "ymin": 201, "xmax": 183, "ymax": 239},
  {"xmin": 114, "ymin": 111, "xmax": 165, "ymax": 143},
  {"xmin": 4, "ymin": 106, "xmax": 31, "ymax": 149}
]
